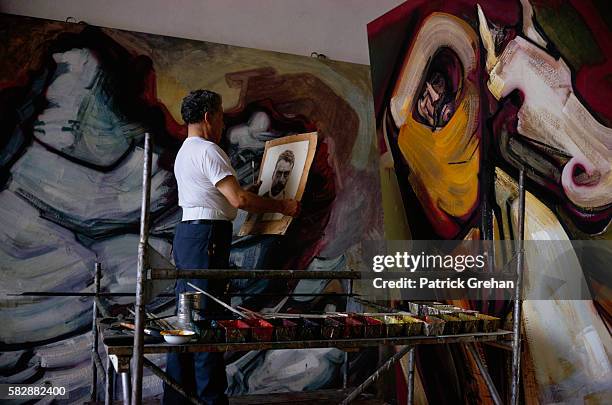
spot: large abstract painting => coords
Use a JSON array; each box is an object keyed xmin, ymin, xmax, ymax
[
  {"xmin": 0, "ymin": 14, "xmax": 382, "ymax": 402},
  {"xmin": 369, "ymin": 0, "xmax": 611, "ymax": 403}
]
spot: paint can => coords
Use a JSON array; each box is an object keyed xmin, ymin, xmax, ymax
[{"xmin": 177, "ymin": 292, "xmax": 205, "ymax": 328}]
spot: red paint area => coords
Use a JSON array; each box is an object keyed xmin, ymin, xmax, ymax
[
  {"xmin": 570, "ymin": 0, "xmax": 612, "ymax": 125},
  {"xmin": 368, "ymin": 0, "xmax": 519, "ymax": 38}
]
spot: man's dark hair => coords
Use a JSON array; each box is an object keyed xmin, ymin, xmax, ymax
[
  {"xmin": 180, "ymin": 90, "xmax": 222, "ymax": 124},
  {"xmin": 277, "ymin": 150, "xmax": 295, "ymax": 168}
]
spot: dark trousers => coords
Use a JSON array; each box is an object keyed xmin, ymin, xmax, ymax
[{"xmin": 163, "ymin": 221, "xmax": 232, "ymax": 405}]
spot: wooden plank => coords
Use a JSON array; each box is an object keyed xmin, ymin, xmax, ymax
[
  {"xmin": 104, "ymin": 331, "xmax": 512, "ymax": 356},
  {"xmin": 229, "ymin": 389, "xmax": 385, "ymax": 405}
]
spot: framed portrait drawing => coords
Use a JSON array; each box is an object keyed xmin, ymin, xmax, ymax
[{"xmin": 239, "ymin": 132, "xmax": 317, "ymax": 236}]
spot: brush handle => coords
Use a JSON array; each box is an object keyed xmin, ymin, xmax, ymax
[{"xmin": 186, "ymin": 282, "xmax": 249, "ymax": 319}]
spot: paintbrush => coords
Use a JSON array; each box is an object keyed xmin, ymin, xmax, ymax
[
  {"xmin": 236, "ymin": 306, "xmax": 264, "ymax": 319},
  {"xmin": 145, "ymin": 310, "xmax": 173, "ymax": 330},
  {"xmin": 127, "ymin": 308, "xmax": 170, "ymax": 330},
  {"xmin": 186, "ymin": 282, "xmax": 250, "ymax": 319},
  {"xmin": 120, "ymin": 322, "xmax": 162, "ymax": 338}
]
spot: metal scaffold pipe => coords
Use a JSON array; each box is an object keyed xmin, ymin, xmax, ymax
[
  {"xmin": 131, "ymin": 133, "xmax": 153, "ymax": 405},
  {"xmin": 510, "ymin": 168, "xmax": 526, "ymax": 405}
]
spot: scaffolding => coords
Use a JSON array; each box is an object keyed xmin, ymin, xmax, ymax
[{"xmin": 87, "ymin": 132, "xmax": 525, "ymax": 404}]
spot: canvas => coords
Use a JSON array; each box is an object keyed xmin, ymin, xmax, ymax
[{"xmin": 368, "ymin": 0, "xmax": 611, "ymax": 403}]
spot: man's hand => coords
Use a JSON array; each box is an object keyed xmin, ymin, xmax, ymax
[
  {"xmin": 217, "ymin": 175, "xmax": 300, "ymax": 215},
  {"xmin": 281, "ymin": 199, "xmax": 300, "ymax": 217},
  {"xmin": 245, "ymin": 181, "xmax": 262, "ymax": 194}
]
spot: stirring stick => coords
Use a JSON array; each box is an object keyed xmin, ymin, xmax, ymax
[
  {"xmin": 128, "ymin": 308, "xmax": 170, "ymax": 330},
  {"xmin": 186, "ymin": 282, "xmax": 249, "ymax": 319},
  {"xmin": 146, "ymin": 310, "xmax": 172, "ymax": 330}
]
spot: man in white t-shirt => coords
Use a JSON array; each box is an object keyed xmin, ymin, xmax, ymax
[{"xmin": 164, "ymin": 90, "xmax": 299, "ymax": 405}]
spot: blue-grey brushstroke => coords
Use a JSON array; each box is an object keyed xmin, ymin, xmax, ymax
[
  {"xmin": 33, "ymin": 49, "xmax": 146, "ymax": 167},
  {"xmin": 9, "ymin": 143, "xmax": 174, "ymax": 238}
]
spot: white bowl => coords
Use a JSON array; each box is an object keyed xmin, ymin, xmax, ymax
[{"xmin": 161, "ymin": 330, "xmax": 195, "ymax": 344}]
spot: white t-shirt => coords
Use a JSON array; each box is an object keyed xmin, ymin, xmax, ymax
[{"xmin": 174, "ymin": 137, "xmax": 237, "ymax": 220}]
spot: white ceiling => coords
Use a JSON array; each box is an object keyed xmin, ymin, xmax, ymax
[{"xmin": 0, "ymin": 0, "xmax": 404, "ymax": 65}]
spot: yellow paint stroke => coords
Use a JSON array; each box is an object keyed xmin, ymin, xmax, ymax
[
  {"xmin": 397, "ymin": 85, "xmax": 480, "ymax": 219},
  {"xmin": 156, "ymin": 72, "xmax": 188, "ymax": 123}
]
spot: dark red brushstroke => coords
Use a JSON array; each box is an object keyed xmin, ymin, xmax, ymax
[
  {"xmin": 368, "ymin": 0, "xmax": 519, "ymax": 38},
  {"xmin": 272, "ymin": 139, "xmax": 336, "ymax": 270},
  {"xmin": 138, "ymin": 65, "xmax": 187, "ymax": 140},
  {"xmin": 223, "ymin": 67, "xmax": 370, "ymax": 268},
  {"xmin": 570, "ymin": 0, "xmax": 612, "ymax": 124},
  {"xmin": 394, "ymin": 361, "xmax": 408, "ymax": 404}
]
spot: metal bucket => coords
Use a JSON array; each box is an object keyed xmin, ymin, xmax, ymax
[{"xmin": 177, "ymin": 292, "xmax": 204, "ymax": 328}]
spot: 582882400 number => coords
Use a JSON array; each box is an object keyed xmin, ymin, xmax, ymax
[{"xmin": 1, "ymin": 384, "xmax": 68, "ymax": 399}]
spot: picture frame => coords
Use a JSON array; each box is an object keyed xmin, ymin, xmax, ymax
[{"xmin": 239, "ymin": 132, "xmax": 318, "ymax": 236}]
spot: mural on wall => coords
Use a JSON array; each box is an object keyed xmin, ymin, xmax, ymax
[
  {"xmin": 369, "ymin": 0, "xmax": 611, "ymax": 403},
  {"xmin": 0, "ymin": 14, "xmax": 382, "ymax": 402}
]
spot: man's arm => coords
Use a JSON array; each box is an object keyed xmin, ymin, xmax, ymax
[{"xmin": 216, "ymin": 175, "xmax": 300, "ymax": 216}]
